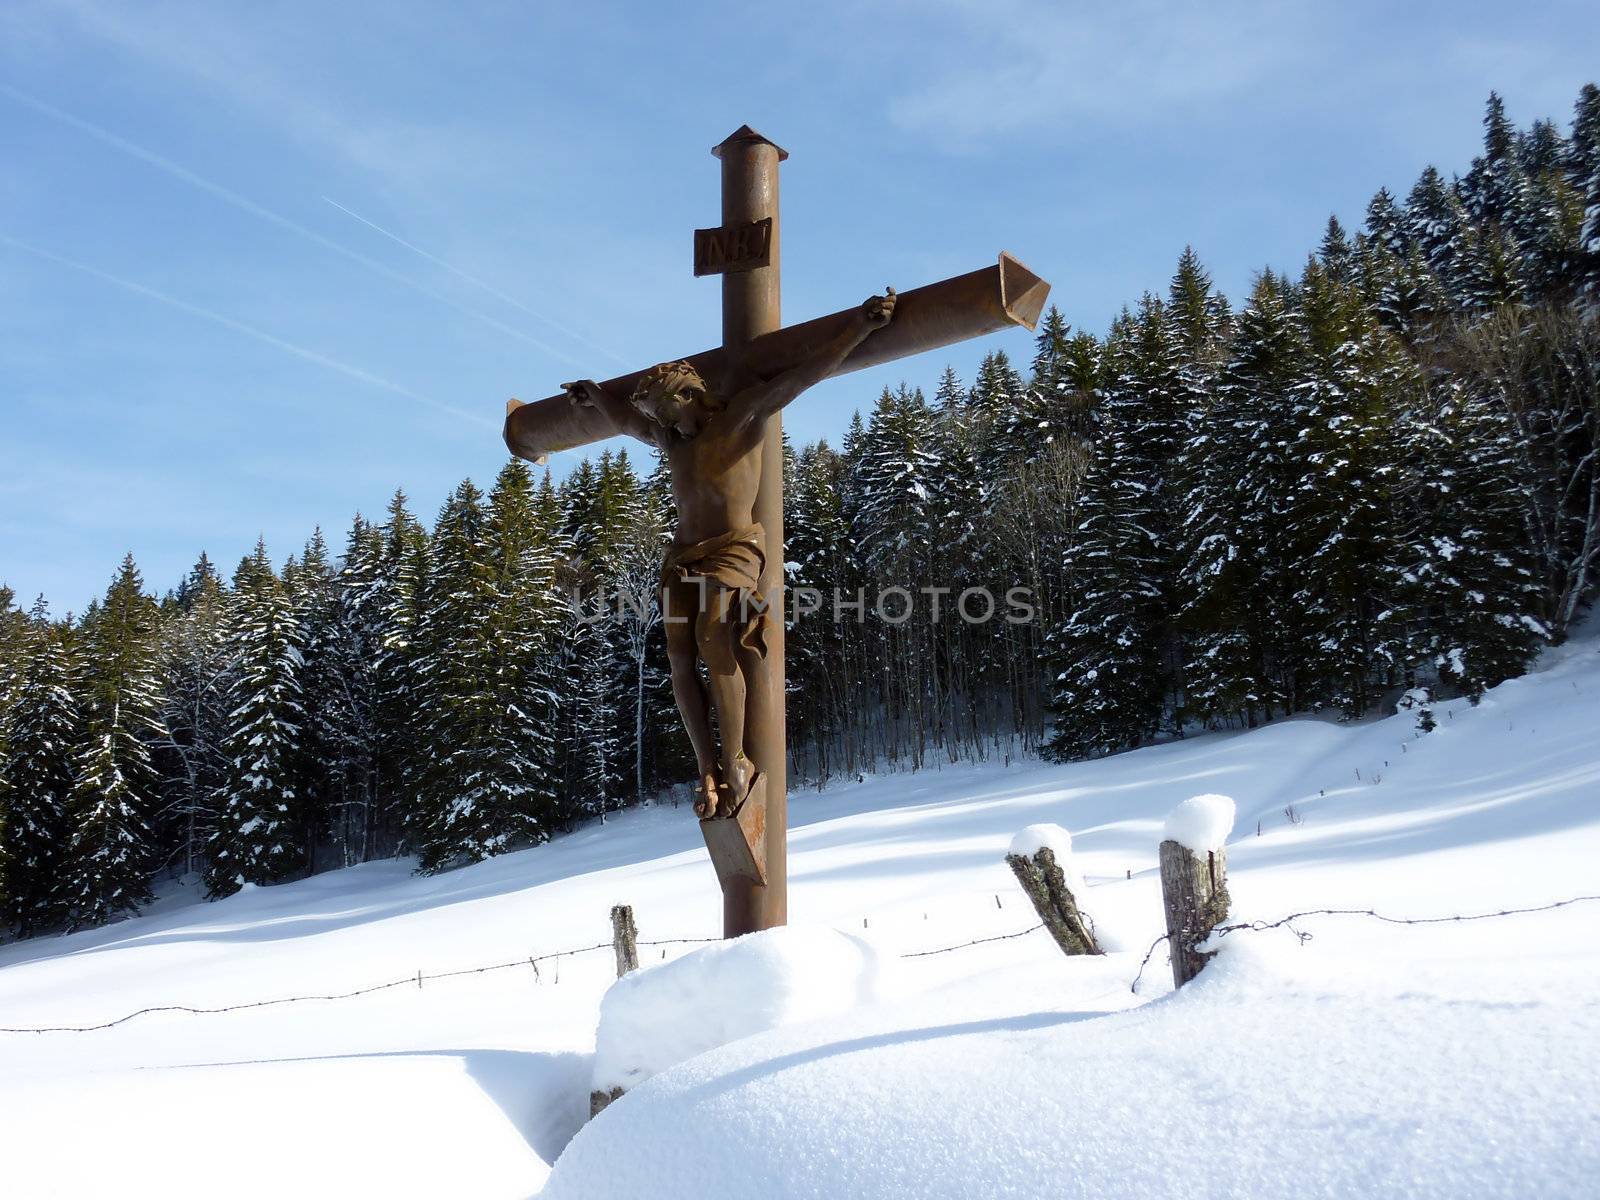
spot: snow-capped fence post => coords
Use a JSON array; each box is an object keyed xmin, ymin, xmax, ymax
[
  {"xmin": 1005, "ymin": 825, "xmax": 1101, "ymax": 957},
  {"xmin": 593, "ymin": 907, "xmax": 641, "ymax": 1119},
  {"xmin": 1159, "ymin": 794, "xmax": 1235, "ymax": 988},
  {"xmin": 611, "ymin": 905, "xmax": 639, "ymax": 979}
]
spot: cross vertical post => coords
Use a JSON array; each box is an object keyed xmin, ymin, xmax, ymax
[
  {"xmin": 501, "ymin": 128, "xmax": 1049, "ymax": 944},
  {"xmin": 713, "ymin": 127, "xmax": 788, "ymax": 937}
]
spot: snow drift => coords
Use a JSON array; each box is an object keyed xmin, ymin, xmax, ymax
[{"xmin": 592, "ymin": 924, "xmax": 885, "ymax": 1095}]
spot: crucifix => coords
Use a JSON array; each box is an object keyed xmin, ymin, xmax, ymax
[{"xmin": 504, "ymin": 126, "xmax": 1050, "ymax": 939}]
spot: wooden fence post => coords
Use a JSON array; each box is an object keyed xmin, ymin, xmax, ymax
[
  {"xmin": 611, "ymin": 904, "xmax": 639, "ymax": 979},
  {"xmin": 1159, "ymin": 840, "xmax": 1229, "ymax": 987},
  {"xmin": 590, "ymin": 1085, "xmax": 625, "ymax": 1120},
  {"xmin": 592, "ymin": 905, "xmax": 640, "ymax": 1121},
  {"xmin": 1005, "ymin": 847, "xmax": 1101, "ymax": 957}
]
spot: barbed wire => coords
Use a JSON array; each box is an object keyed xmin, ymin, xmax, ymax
[
  {"xmin": 11, "ymin": 893, "xmax": 1593, "ymax": 1034},
  {"xmin": 1128, "ymin": 893, "xmax": 1600, "ymax": 994},
  {"xmin": 0, "ymin": 940, "xmax": 626, "ymax": 1034},
  {"xmin": 0, "ymin": 918, "xmax": 1056, "ymax": 1035},
  {"xmin": 900, "ymin": 923, "xmax": 1044, "ymax": 958}
]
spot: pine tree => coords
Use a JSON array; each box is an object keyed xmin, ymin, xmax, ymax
[
  {"xmin": 1369, "ymin": 241, "xmax": 1451, "ymax": 343},
  {"xmin": 61, "ymin": 726, "xmax": 154, "ymax": 928},
  {"xmin": 785, "ymin": 439, "xmax": 861, "ymax": 776},
  {"xmin": 853, "ymin": 385, "xmax": 940, "ymax": 580},
  {"xmin": 1047, "ymin": 304, "xmax": 1172, "ymax": 757},
  {"xmin": 1461, "ymin": 92, "xmax": 1525, "ymax": 231},
  {"xmin": 153, "ymin": 554, "xmax": 230, "ymax": 880},
  {"xmin": 969, "ymin": 349, "xmax": 1030, "ymax": 469},
  {"xmin": 1566, "ymin": 84, "xmax": 1600, "ymax": 307},
  {"xmin": 1457, "ymin": 222, "xmax": 1527, "ymax": 313},
  {"xmin": 930, "ymin": 368, "xmax": 990, "ymax": 582},
  {"xmin": 410, "ymin": 480, "xmax": 497, "ymax": 868},
  {"xmin": 1017, "ymin": 305, "xmax": 1082, "ymax": 452},
  {"xmin": 206, "ymin": 541, "xmax": 305, "ymax": 896},
  {"xmin": 370, "ymin": 491, "xmax": 430, "ymax": 852},
  {"xmin": 1176, "ymin": 274, "xmax": 1306, "ymax": 725},
  {"xmin": 1364, "ymin": 187, "xmax": 1409, "ymax": 258},
  {"xmin": 559, "ymin": 451, "xmax": 648, "ymax": 818},
  {"xmin": 1283, "ymin": 262, "xmax": 1413, "ymax": 714},
  {"xmin": 603, "ymin": 464, "xmax": 669, "ymax": 804},
  {"xmin": 317, "ymin": 515, "xmax": 384, "ymax": 865},
  {"xmin": 1318, "ymin": 216, "xmax": 1356, "ymax": 284},
  {"xmin": 481, "ymin": 462, "xmax": 563, "ymax": 847},
  {"xmin": 60, "ymin": 555, "xmax": 165, "ymax": 927},
  {"xmin": 0, "ymin": 585, "xmax": 28, "ymax": 924},
  {"xmin": 1514, "ymin": 158, "xmax": 1586, "ymax": 305},
  {"xmin": 1392, "ymin": 371, "xmax": 1546, "ymax": 699},
  {"xmin": 1405, "ymin": 165, "xmax": 1469, "ymax": 297},
  {"xmin": 565, "ymin": 617, "xmax": 626, "ymax": 818},
  {"xmin": 285, "ymin": 529, "xmax": 338, "ymax": 871},
  {"xmin": 0, "ymin": 585, "xmax": 33, "ymax": 734},
  {"xmin": 0, "ymin": 600, "xmax": 80, "ymax": 933}
]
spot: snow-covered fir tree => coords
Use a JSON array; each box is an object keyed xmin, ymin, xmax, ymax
[
  {"xmin": 1176, "ymin": 273, "xmax": 1306, "ymax": 726},
  {"xmin": 320, "ymin": 514, "xmax": 386, "ymax": 865},
  {"xmin": 59, "ymin": 555, "xmax": 165, "ymax": 927},
  {"xmin": 1047, "ymin": 304, "xmax": 1174, "ymax": 757},
  {"xmin": 372, "ymin": 491, "xmax": 430, "ymax": 851},
  {"xmin": 1283, "ymin": 261, "xmax": 1414, "ymax": 715},
  {"xmin": 284, "ymin": 529, "xmax": 339, "ymax": 867},
  {"xmin": 153, "ymin": 553, "xmax": 230, "ymax": 879},
  {"xmin": 206, "ymin": 541, "xmax": 306, "ymax": 897},
  {"xmin": 0, "ymin": 600, "xmax": 80, "ymax": 933}
]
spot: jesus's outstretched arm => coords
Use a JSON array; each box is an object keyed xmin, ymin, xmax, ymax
[
  {"xmin": 737, "ymin": 289, "xmax": 896, "ymax": 424},
  {"xmin": 562, "ymin": 379, "xmax": 659, "ymax": 444}
]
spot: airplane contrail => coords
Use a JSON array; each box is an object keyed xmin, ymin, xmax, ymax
[
  {"xmin": 321, "ymin": 197, "xmax": 628, "ymax": 367},
  {"xmin": 0, "ymin": 81, "xmax": 587, "ymax": 370},
  {"xmin": 0, "ymin": 233, "xmax": 496, "ymax": 430}
]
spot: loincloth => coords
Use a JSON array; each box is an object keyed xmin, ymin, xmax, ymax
[{"xmin": 661, "ymin": 523, "xmax": 770, "ymax": 674}]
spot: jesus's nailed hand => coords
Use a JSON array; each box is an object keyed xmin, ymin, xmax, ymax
[
  {"xmin": 861, "ymin": 287, "xmax": 896, "ymax": 329},
  {"xmin": 562, "ymin": 379, "xmax": 601, "ymax": 407}
]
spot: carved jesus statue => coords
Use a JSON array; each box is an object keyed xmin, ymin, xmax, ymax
[{"xmin": 563, "ymin": 288, "xmax": 895, "ymax": 819}]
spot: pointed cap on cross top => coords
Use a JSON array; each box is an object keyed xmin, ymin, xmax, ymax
[{"xmin": 712, "ymin": 125, "xmax": 788, "ymax": 161}]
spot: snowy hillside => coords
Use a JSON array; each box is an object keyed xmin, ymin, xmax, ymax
[{"xmin": 3, "ymin": 638, "xmax": 1599, "ymax": 1198}]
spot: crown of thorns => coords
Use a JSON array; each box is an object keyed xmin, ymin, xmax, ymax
[{"xmin": 631, "ymin": 362, "xmax": 719, "ymax": 413}]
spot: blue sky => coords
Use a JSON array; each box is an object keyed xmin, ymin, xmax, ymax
[{"xmin": 2, "ymin": 1, "xmax": 1596, "ymax": 614}]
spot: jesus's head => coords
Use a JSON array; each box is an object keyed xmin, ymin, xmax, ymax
[{"xmin": 631, "ymin": 361, "xmax": 722, "ymax": 437}]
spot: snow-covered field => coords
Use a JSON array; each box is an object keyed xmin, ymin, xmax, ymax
[{"xmin": 3, "ymin": 638, "xmax": 1599, "ymax": 1198}]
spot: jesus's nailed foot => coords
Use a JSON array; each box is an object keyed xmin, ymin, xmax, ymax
[
  {"xmin": 694, "ymin": 771, "xmax": 720, "ymax": 819},
  {"xmin": 721, "ymin": 767, "xmax": 763, "ymax": 819}
]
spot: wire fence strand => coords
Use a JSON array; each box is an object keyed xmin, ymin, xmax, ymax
[
  {"xmin": 1128, "ymin": 893, "xmax": 1600, "ymax": 994},
  {"xmin": 7, "ymin": 892, "xmax": 1594, "ymax": 1034},
  {"xmin": 900, "ymin": 923, "xmax": 1044, "ymax": 958}
]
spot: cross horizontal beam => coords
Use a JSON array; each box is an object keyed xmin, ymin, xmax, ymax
[{"xmin": 503, "ymin": 252, "xmax": 1050, "ymax": 463}]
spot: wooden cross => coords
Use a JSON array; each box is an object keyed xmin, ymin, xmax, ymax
[{"xmin": 504, "ymin": 126, "xmax": 1050, "ymax": 939}]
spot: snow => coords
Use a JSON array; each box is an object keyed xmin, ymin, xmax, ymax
[
  {"xmin": 592, "ymin": 925, "xmax": 884, "ymax": 1094},
  {"xmin": 550, "ymin": 931, "xmax": 1599, "ymax": 1200},
  {"xmin": 1007, "ymin": 821, "xmax": 1086, "ymax": 894},
  {"xmin": 1161, "ymin": 792, "xmax": 1236, "ymax": 852},
  {"xmin": 3, "ymin": 637, "xmax": 1600, "ymax": 1197},
  {"xmin": 1007, "ymin": 821, "xmax": 1073, "ymax": 861}
]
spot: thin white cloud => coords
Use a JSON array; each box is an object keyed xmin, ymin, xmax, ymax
[
  {"xmin": 0, "ymin": 232, "xmax": 495, "ymax": 429},
  {"xmin": 37, "ymin": 0, "xmax": 432, "ymax": 179},
  {"xmin": 0, "ymin": 81, "xmax": 589, "ymax": 369},
  {"xmin": 322, "ymin": 196, "xmax": 628, "ymax": 367}
]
